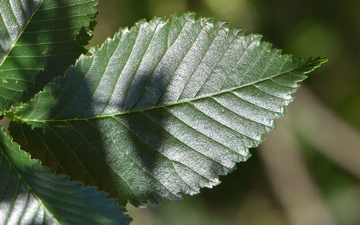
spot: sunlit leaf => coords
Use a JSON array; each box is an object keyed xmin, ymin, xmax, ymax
[{"xmin": 10, "ymin": 13, "xmax": 326, "ymax": 206}]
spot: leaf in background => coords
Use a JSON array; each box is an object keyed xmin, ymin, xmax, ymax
[
  {"xmin": 10, "ymin": 13, "xmax": 326, "ymax": 206},
  {"xmin": 0, "ymin": 131, "xmax": 131, "ymax": 224},
  {"xmin": 0, "ymin": 0, "xmax": 97, "ymax": 113}
]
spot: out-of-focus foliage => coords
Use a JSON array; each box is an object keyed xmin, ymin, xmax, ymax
[{"xmin": 90, "ymin": 0, "xmax": 360, "ymax": 225}]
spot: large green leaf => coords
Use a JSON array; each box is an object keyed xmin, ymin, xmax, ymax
[
  {"xmin": 0, "ymin": 131, "xmax": 131, "ymax": 224},
  {"xmin": 10, "ymin": 13, "xmax": 326, "ymax": 206},
  {"xmin": 0, "ymin": 0, "xmax": 97, "ymax": 113}
]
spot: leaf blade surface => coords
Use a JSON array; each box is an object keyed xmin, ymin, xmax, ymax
[
  {"xmin": 0, "ymin": 0, "xmax": 97, "ymax": 113},
  {"xmin": 0, "ymin": 131, "xmax": 131, "ymax": 224},
  {"xmin": 11, "ymin": 13, "xmax": 326, "ymax": 206}
]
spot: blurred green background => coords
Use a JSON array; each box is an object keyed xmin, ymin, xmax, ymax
[{"xmin": 90, "ymin": 0, "xmax": 360, "ymax": 224}]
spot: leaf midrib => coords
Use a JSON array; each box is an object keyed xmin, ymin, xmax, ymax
[
  {"xmin": 0, "ymin": 143, "xmax": 60, "ymax": 224},
  {"xmin": 0, "ymin": 0, "xmax": 43, "ymax": 67},
  {"xmin": 18, "ymin": 62, "xmax": 303, "ymax": 123}
]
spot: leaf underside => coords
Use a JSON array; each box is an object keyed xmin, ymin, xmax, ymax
[
  {"xmin": 0, "ymin": 131, "xmax": 131, "ymax": 224},
  {"xmin": 0, "ymin": 0, "xmax": 97, "ymax": 113},
  {"xmin": 10, "ymin": 13, "xmax": 326, "ymax": 207}
]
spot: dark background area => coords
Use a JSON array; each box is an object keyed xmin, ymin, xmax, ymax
[{"xmin": 89, "ymin": 0, "xmax": 360, "ymax": 224}]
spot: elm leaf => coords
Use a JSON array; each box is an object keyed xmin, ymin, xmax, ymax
[
  {"xmin": 0, "ymin": 131, "xmax": 131, "ymax": 224},
  {"xmin": 10, "ymin": 13, "xmax": 326, "ymax": 207},
  {"xmin": 0, "ymin": 0, "xmax": 97, "ymax": 113}
]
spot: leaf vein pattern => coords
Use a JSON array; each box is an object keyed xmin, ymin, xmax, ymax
[
  {"xmin": 232, "ymin": 89, "xmax": 284, "ymax": 113},
  {"xmin": 15, "ymin": 39, "xmax": 78, "ymax": 46},
  {"xmin": 216, "ymin": 35, "xmax": 252, "ymax": 91},
  {"xmin": 17, "ymin": 60, "xmax": 307, "ymax": 124},
  {"xmin": 166, "ymin": 14, "xmax": 194, "ymax": 49},
  {"xmin": 0, "ymin": 155, "xmax": 11, "ymax": 198},
  {"xmin": 75, "ymin": 119, "xmax": 138, "ymax": 176},
  {"xmin": 51, "ymin": 72, "xmax": 87, "ymax": 120},
  {"xmin": 269, "ymin": 77, "xmax": 296, "ymax": 87},
  {"xmin": 255, "ymin": 48, "xmax": 280, "ymax": 81},
  {"xmin": 24, "ymin": 122, "xmax": 57, "ymax": 164},
  {"xmin": 238, "ymin": 45, "xmax": 268, "ymax": 87},
  {"xmin": 18, "ymin": 125, "xmax": 33, "ymax": 158},
  {"xmin": 263, "ymin": 56, "xmax": 288, "ymax": 84},
  {"xmin": 97, "ymin": 41, "xmax": 126, "ymax": 116},
  {"xmin": 0, "ymin": 68, "xmax": 45, "ymax": 72},
  {"xmin": 6, "ymin": 180, "xmax": 20, "ymax": 224},
  {"xmin": 36, "ymin": 1, "xmax": 94, "ymax": 11},
  {"xmin": 17, "ymin": 1, "xmax": 28, "ymax": 21},
  {"xmin": 237, "ymin": 61, "xmax": 306, "ymax": 89},
  {"xmin": 109, "ymin": 116, "xmax": 194, "ymax": 196},
  {"xmin": 18, "ymin": 191, "xmax": 31, "ymax": 222},
  {"xmin": 84, "ymin": 117, "xmax": 168, "ymax": 199},
  {"xmin": 78, "ymin": 63, "xmax": 114, "ymax": 119},
  {"xmin": 121, "ymin": 19, "xmax": 174, "ymax": 109},
  {"xmin": 22, "ymin": 25, "xmax": 87, "ymax": 33},
  {"xmin": 9, "ymin": 2, "xmax": 21, "ymax": 30},
  {"xmin": 212, "ymin": 93, "xmax": 274, "ymax": 127},
  {"xmin": 193, "ymin": 31, "xmax": 240, "ymax": 98},
  {"xmin": 164, "ymin": 104, "xmax": 249, "ymax": 161},
  {"xmin": 40, "ymin": 122, "xmax": 95, "ymax": 181},
  {"xmin": 118, "ymin": 26, "xmax": 144, "ymax": 111},
  {"xmin": 0, "ymin": 85, "xmax": 25, "ymax": 93},
  {"xmin": 171, "ymin": 161, "xmax": 200, "ymax": 193},
  {"xmin": 2, "ymin": 1, "xmax": 19, "ymax": 41},
  {"xmin": 143, "ymin": 110, "xmax": 224, "ymax": 179},
  {"xmin": 154, "ymin": 18, "xmax": 209, "ymax": 105},
  {"xmin": 6, "ymin": 52, "xmax": 83, "ymax": 58},
  {"xmin": 178, "ymin": 26, "xmax": 228, "ymax": 100},
  {"xmin": 252, "ymin": 83, "xmax": 291, "ymax": 99},
  {"xmin": 1, "ymin": 146, "xmax": 38, "ymax": 223},
  {"xmin": 0, "ymin": 0, "xmax": 42, "ymax": 65},
  {"xmin": 188, "ymin": 101, "xmax": 262, "ymax": 143},
  {"xmin": 121, "ymin": 22, "xmax": 160, "ymax": 111},
  {"xmin": 28, "ymin": 14, "xmax": 88, "ymax": 24},
  {"xmin": 288, "ymin": 69, "xmax": 307, "ymax": 78}
]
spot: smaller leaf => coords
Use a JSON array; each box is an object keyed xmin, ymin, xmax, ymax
[
  {"xmin": 0, "ymin": 131, "xmax": 131, "ymax": 225},
  {"xmin": 0, "ymin": 0, "xmax": 98, "ymax": 113}
]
